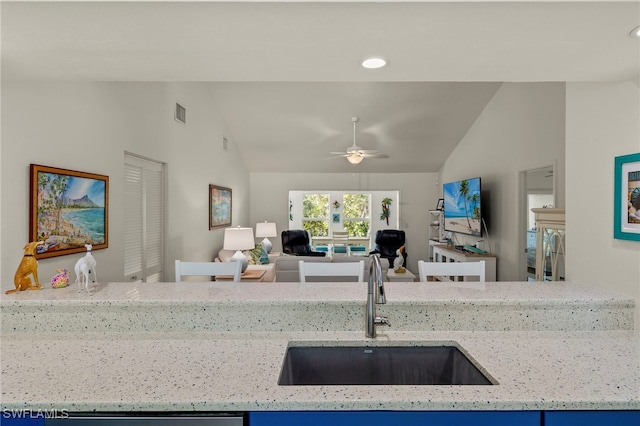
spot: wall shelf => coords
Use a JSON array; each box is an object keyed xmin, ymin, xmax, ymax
[{"xmin": 428, "ymin": 210, "xmax": 446, "ymax": 260}]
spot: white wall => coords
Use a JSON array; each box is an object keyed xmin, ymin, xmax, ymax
[
  {"xmin": 1, "ymin": 82, "xmax": 249, "ymax": 291},
  {"xmin": 250, "ymin": 172, "xmax": 438, "ymax": 273},
  {"xmin": 440, "ymin": 83, "xmax": 567, "ymax": 281},
  {"xmin": 566, "ymin": 82, "xmax": 640, "ymax": 304}
]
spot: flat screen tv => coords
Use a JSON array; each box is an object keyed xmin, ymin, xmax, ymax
[{"xmin": 443, "ymin": 177, "xmax": 482, "ymax": 237}]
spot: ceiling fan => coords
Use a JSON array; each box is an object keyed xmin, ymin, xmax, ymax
[{"xmin": 330, "ymin": 117, "xmax": 389, "ymax": 164}]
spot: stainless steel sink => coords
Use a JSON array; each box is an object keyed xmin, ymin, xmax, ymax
[{"xmin": 278, "ymin": 345, "xmax": 493, "ymax": 386}]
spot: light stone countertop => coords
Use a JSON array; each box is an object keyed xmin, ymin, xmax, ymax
[
  {"xmin": 2, "ymin": 280, "xmax": 634, "ymax": 305},
  {"xmin": 1, "ymin": 281, "xmax": 638, "ymax": 412}
]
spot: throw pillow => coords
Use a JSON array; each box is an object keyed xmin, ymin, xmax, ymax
[{"xmin": 244, "ymin": 244, "xmax": 263, "ymax": 265}]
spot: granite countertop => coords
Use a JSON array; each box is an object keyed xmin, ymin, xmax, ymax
[
  {"xmin": 2, "ymin": 280, "xmax": 634, "ymax": 305},
  {"xmin": 1, "ymin": 281, "xmax": 638, "ymax": 412}
]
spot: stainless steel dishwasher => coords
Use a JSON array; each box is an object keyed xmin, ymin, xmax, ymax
[{"xmin": 45, "ymin": 413, "xmax": 245, "ymax": 425}]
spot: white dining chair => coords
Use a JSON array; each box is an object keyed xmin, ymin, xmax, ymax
[
  {"xmin": 417, "ymin": 260, "xmax": 486, "ymax": 282},
  {"xmin": 331, "ymin": 231, "xmax": 350, "ymax": 256},
  {"xmin": 298, "ymin": 260, "xmax": 365, "ymax": 283},
  {"xmin": 175, "ymin": 260, "xmax": 242, "ymax": 282}
]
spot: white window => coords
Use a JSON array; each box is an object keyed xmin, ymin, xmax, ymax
[
  {"xmin": 342, "ymin": 193, "xmax": 371, "ymax": 237},
  {"xmin": 302, "ymin": 193, "xmax": 329, "ymax": 237}
]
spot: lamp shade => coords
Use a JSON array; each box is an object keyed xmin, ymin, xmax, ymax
[
  {"xmin": 223, "ymin": 227, "xmax": 255, "ymax": 251},
  {"xmin": 255, "ymin": 222, "xmax": 277, "ymax": 238},
  {"xmin": 255, "ymin": 221, "xmax": 277, "ymax": 255}
]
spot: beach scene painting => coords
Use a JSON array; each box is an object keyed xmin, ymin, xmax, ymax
[
  {"xmin": 30, "ymin": 164, "xmax": 109, "ymax": 258},
  {"xmin": 443, "ymin": 177, "xmax": 482, "ymax": 237}
]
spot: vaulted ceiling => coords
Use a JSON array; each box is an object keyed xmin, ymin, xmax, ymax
[{"xmin": 3, "ymin": 1, "xmax": 639, "ymax": 172}]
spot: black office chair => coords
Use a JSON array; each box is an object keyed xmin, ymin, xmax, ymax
[
  {"xmin": 370, "ymin": 229, "xmax": 407, "ymax": 267},
  {"xmin": 281, "ymin": 230, "xmax": 327, "ymax": 257}
]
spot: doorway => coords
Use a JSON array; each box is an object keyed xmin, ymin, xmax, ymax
[{"xmin": 519, "ymin": 165, "xmax": 555, "ymax": 281}]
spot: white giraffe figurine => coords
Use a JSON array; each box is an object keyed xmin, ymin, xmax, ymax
[{"xmin": 74, "ymin": 244, "xmax": 97, "ymax": 294}]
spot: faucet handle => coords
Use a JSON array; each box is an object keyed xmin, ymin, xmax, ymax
[
  {"xmin": 376, "ymin": 283, "xmax": 386, "ymax": 304},
  {"xmin": 375, "ymin": 316, "xmax": 391, "ymax": 327}
]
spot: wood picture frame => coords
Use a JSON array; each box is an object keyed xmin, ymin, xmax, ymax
[
  {"xmin": 30, "ymin": 164, "xmax": 109, "ymax": 259},
  {"xmin": 614, "ymin": 152, "xmax": 640, "ymax": 241},
  {"xmin": 209, "ymin": 184, "xmax": 232, "ymax": 229},
  {"xmin": 436, "ymin": 198, "xmax": 444, "ymax": 211}
]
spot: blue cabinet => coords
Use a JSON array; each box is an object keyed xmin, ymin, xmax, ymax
[
  {"xmin": 544, "ymin": 410, "xmax": 640, "ymax": 426},
  {"xmin": 250, "ymin": 410, "xmax": 640, "ymax": 426},
  {"xmin": 248, "ymin": 410, "xmax": 540, "ymax": 426}
]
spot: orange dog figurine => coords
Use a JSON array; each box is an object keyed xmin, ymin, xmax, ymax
[{"xmin": 6, "ymin": 241, "xmax": 44, "ymax": 294}]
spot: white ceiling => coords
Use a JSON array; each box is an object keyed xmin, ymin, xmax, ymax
[{"xmin": 3, "ymin": 1, "xmax": 639, "ymax": 173}]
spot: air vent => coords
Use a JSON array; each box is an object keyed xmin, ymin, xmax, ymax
[
  {"xmin": 223, "ymin": 137, "xmax": 228, "ymax": 151},
  {"xmin": 175, "ymin": 103, "xmax": 186, "ymax": 124}
]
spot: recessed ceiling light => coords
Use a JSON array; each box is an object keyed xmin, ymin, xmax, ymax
[
  {"xmin": 629, "ymin": 26, "xmax": 640, "ymax": 38},
  {"xmin": 362, "ymin": 58, "xmax": 387, "ymax": 69}
]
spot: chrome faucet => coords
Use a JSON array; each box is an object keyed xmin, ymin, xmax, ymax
[{"xmin": 366, "ymin": 254, "xmax": 391, "ymax": 338}]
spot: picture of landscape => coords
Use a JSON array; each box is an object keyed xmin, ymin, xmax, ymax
[
  {"xmin": 443, "ymin": 177, "xmax": 482, "ymax": 237},
  {"xmin": 30, "ymin": 165, "xmax": 108, "ymax": 258}
]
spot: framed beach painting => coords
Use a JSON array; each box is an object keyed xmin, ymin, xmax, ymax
[
  {"xmin": 209, "ymin": 184, "xmax": 232, "ymax": 229},
  {"xmin": 614, "ymin": 153, "xmax": 640, "ymax": 241},
  {"xmin": 29, "ymin": 164, "xmax": 109, "ymax": 259}
]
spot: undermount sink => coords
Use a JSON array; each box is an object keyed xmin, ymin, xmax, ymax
[{"xmin": 278, "ymin": 344, "xmax": 494, "ymax": 386}]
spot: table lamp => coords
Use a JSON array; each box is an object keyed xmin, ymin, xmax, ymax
[
  {"xmin": 223, "ymin": 227, "xmax": 255, "ymax": 272},
  {"xmin": 255, "ymin": 221, "xmax": 277, "ymax": 253}
]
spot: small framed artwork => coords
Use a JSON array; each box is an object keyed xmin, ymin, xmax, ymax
[
  {"xmin": 614, "ymin": 152, "xmax": 640, "ymax": 241},
  {"xmin": 332, "ymin": 213, "xmax": 341, "ymax": 224},
  {"xmin": 436, "ymin": 198, "xmax": 444, "ymax": 211},
  {"xmin": 30, "ymin": 164, "xmax": 109, "ymax": 259},
  {"xmin": 209, "ymin": 184, "xmax": 232, "ymax": 229}
]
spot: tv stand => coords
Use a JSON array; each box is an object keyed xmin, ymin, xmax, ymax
[{"xmin": 432, "ymin": 245, "xmax": 497, "ymax": 281}]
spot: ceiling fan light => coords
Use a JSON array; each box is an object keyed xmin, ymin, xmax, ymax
[{"xmin": 346, "ymin": 154, "xmax": 364, "ymax": 164}]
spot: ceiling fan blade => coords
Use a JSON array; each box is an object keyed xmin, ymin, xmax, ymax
[
  {"xmin": 346, "ymin": 146, "xmax": 363, "ymax": 153},
  {"xmin": 328, "ymin": 117, "xmax": 388, "ymax": 161}
]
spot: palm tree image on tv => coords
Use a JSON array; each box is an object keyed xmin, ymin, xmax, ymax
[{"xmin": 443, "ymin": 178, "xmax": 481, "ymax": 237}]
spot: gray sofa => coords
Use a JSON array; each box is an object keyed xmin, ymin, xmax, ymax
[{"xmin": 274, "ymin": 255, "xmax": 388, "ymax": 282}]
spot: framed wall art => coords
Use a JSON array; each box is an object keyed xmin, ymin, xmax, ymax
[
  {"xmin": 30, "ymin": 164, "xmax": 109, "ymax": 259},
  {"xmin": 614, "ymin": 152, "xmax": 640, "ymax": 241},
  {"xmin": 209, "ymin": 184, "xmax": 232, "ymax": 229}
]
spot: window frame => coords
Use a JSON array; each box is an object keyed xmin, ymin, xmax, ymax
[
  {"xmin": 301, "ymin": 192, "xmax": 330, "ymax": 237},
  {"xmin": 341, "ymin": 193, "xmax": 371, "ymax": 237}
]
